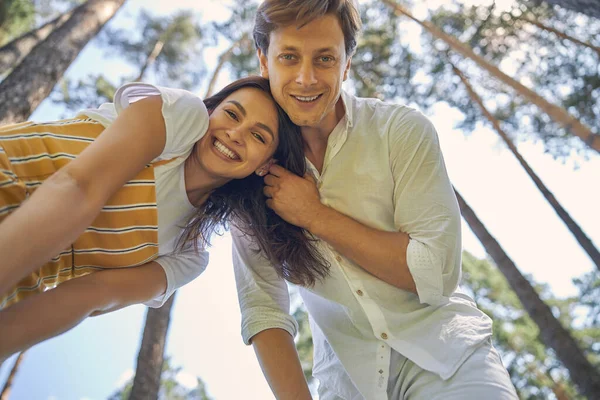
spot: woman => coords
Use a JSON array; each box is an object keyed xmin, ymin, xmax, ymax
[{"xmin": 0, "ymin": 76, "xmax": 326, "ymax": 360}]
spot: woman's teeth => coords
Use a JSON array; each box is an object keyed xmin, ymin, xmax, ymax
[
  {"xmin": 294, "ymin": 95, "xmax": 320, "ymax": 102},
  {"xmin": 214, "ymin": 139, "xmax": 239, "ymax": 160}
]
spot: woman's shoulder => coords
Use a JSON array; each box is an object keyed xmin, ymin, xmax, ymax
[{"xmin": 115, "ymin": 83, "xmax": 210, "ymax": 160}]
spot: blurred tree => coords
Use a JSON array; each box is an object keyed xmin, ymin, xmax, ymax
[
  {"xmin": 0, "ymin": 8, "xmax": 74, "ymax": 75},
  {"xmin": 448, "ymin": 60, "xmax": 600, "ymax": 270},
  {"xmin": 56, "ymin": 9, "xmax": 205, "ymax": 112},
  {"xmin": 531, "ymin": 0, "xmax": 600, "ymax": 19},
  {"xmin": 0, "ymin": 0, "xmax": 36, "ymax": 46},
  {"xmin": 0, "ymin": 0, "xmax": 127, "ymax": 125},
  {"xmin": 110, "ymin": 357, "xmax": 213, "ymax": 400},
  {"xmin": 380, "ymin": 0, "xmax": 600, "ymax": 154},
  {"xmin": 427, "ymin": 1, "xmax": 599, "ymax": 158},
  {"xmin": 455, "ymin": 188, "xmax": 600, "ymax": 398},
  {"xmin": 0, "ymin": 351, "xmax": 26, "ymax": 400}
]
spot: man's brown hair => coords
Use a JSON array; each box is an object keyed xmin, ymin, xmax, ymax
[{"xmin": 254, "ymin": 0, "xmax": 362, "ymax": 57}]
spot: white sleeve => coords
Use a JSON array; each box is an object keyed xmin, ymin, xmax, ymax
[
  {"xmin": 390, "ymin": 109, "xmax": 462, "ymax": 306},
  {"xmin": 231, "ymin": 225, "xmax": 298, "ymax": 345},
  {"xmin": 113, "ymin": 82, "xmax": 209, "ymax": 160},
  {"xmin": 143, "ymin": 248, "xmax": 210, "ymax": 308}
]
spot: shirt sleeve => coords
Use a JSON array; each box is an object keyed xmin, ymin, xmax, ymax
[
  {"xmin": 231, "ymin": 225, "xmax": 298, "ymax": 345},
  {"xmin": 143, "ymin": 247, "xmax": 210, "ymax": 308},
  {"xmin": 389, "ymin": 109, "xmax": 462, "ymax": 306},
  {"xmin": 113, "ymin": 82, "xmax": 209, "ymax": 160}
]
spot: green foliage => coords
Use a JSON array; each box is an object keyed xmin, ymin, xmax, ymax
[
  {"xmin": 0, "ymin": 0, "xmax": 36, "ymax": 45},
  {"xmin": 101, "ymin": 9, "xmax": 206, "ymax": 87},
  {"xmin": 108, "ymin": 357, "xmax": 213, "ymax": 400},
  {"xmin": 461, "ymin": 251, "xmax": 597, "ymax": 399},
  {"xmin": 53, "ymin": 9, "xmax": 207, "ymax": 113},
  {"xmin": 426, "ymin": 0, "xmax": 600, "ymax": 158}
]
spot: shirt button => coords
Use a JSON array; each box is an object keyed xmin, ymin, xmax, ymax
[
  {"xmin": 335, "ymin": 255, "xmax": 342, "ymax": 262},
  {"xmin": 381, "ymin": 333, "xmax": 388, "ymax": 340},
  {"xmin": 356, "ymin": 289, "xmax": 364, "ymax": 296}
]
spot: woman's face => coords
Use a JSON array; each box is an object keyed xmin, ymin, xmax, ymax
[{"xmin": 197, "ymin": 87, "xmax": 280, "ymax": 180}]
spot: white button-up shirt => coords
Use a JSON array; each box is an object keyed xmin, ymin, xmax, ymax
[{"xmin": 232, "ymin": 90, "xmax": 493, "ymax": 399}]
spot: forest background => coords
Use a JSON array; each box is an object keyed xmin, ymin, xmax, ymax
[{"xmin": 0, "ymin": 0, "xmax": 598, "ymax": 399}]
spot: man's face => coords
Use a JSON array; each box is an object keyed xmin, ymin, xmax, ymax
[{"xmin": 258, "ymin": 14, "xmax": 352, "ymax": 130}]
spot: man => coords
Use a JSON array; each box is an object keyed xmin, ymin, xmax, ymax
[{"xmin": 232, "ymin": 1, "xmax": 518, "ymax": 399}]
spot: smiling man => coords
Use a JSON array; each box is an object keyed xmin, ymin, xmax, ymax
[{"xmin": 231, "ymin": 1, "xmax": 518, "ymax": 399}]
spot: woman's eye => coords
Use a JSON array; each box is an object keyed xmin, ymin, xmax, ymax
[
  {"xmin": 252, "ymin": 132, "xmax": 266, "ymax": 144},
  {"xmin": 225, "ymin": 110, "xmax": 238, "ymax": 121}
]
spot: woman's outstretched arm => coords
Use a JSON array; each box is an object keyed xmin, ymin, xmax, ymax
[
  {"xmin": 0, "ymin": 96, "xmax": 166, "ymax": 296},
  {"xmin": 0, "ymin": 261, "xmax": 167, "ymax": 362}
]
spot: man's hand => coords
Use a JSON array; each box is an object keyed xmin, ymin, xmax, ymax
[{"xmin": 263, "ymin": 164, "xmax": 325, "ymax": 230}]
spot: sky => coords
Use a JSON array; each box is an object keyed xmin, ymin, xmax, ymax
[{"xmin": 1, "ymin": 0, "xmax": 599, "ymax": 399}]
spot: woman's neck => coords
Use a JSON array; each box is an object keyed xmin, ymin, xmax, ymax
[{"xmin": 183, "ymin": 147, "xmax": 229, "ymax": 206}]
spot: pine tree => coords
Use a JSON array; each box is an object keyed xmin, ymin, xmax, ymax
[{"xmin": 0, "ymin": 0, "xmax": 127, "ymax": 125}]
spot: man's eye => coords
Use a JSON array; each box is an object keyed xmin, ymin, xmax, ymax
[
  {"xmin": 225, "ymin": 110, "xmax": 238, "ymax": 120},
  {"xmin": 320, "ymin": 56, "xmax": 334, "ymax": 62},
  {"xmin": 280, "ymin": 54, "xmax": 295, "ymax": 61},
  {"xmin": 252, "ymin": 132, "xmax": 266, "ymax": 144}
]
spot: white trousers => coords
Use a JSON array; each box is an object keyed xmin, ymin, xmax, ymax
[
  {"xmin": 386, "ymin": 338, "xmax": 518, "ymax": 400},
  {"xmin": 317, "ymin": 339, "xmax": 518, "ymax": 400}
]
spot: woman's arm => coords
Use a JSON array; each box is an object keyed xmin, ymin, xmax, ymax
[
  {"xmin": 0, "ymin": 96, "xmax": 167, "ymax": 295},
  {"xmin": 0, "ymin": 261, "xmax": 167, "ymax": 362}
]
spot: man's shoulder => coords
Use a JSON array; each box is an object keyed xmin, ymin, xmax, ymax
[{"xmin": 349, "ymin": 93, "xmax": 423, "ymax": 122}]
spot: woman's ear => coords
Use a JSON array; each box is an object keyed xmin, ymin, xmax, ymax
[{"xmin": 255, "ymin": 158, "xmax": 277, "ymax": 176}]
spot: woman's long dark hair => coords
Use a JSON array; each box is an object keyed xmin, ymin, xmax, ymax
[{"xmin": 178, "ymin": 76, "xmax": 329, "ymax": 286}]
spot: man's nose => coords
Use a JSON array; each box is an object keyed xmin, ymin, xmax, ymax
[{"xmin": 295, "ymin": 60, "xmax": 318, "ymax": 87}]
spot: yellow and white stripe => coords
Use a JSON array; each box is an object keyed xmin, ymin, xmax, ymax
[{"xmin": 0, "ymin": 117, "xmax": 170, "ymax": 308}]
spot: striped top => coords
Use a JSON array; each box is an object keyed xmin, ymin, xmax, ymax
[{"xmin": 1, "ymin": 83, "xmax": 211, "ymax": 308}]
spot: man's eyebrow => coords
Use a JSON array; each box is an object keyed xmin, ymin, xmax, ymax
[
  {"xmin": 227, "ymin": 100, "xmax": 246, "ymax": 117},
  {"xmin": 280, "ymin": 45, "xmax": 338, "ymax": 54}
]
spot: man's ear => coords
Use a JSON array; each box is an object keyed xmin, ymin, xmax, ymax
[
  {"xmin": 255, "ymin": 158, "xmax": 277, "ymax": 176},
  {"xmin": 343, "ymin": 55, "xmax": 352, "ymax": 81},
  {"xmin": 257, "ymin": 48, "xmax": 269, "ymax": 79}
]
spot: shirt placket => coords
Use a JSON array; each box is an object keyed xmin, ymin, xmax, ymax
[{"xmin": 325, "ymin": 244, "xmax": 393, "ymax": 397}]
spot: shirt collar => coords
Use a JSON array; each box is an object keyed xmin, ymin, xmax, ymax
[{"xmin": 340, "ymin": 89, "xmax": 354, "ymax": 129}]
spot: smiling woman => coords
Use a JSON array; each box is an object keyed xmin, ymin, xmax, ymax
[{"xmin": 0, "ymin": 76, "xmax": 327, "ymax": 361}]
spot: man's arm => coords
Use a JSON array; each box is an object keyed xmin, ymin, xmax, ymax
[
  {"xmin": 0, "ymin": 261, "xmax": 166, "ymax": 362},
  {"xmin": 231, "ymin": 227, "xmax": 311, "ymax": 399},
  {"xmin": 264, "ymin": 167, "xmax": 414, "ymax": 292},
  {"xmin": 264, "ymin": 110, "xmax": 461, "ymax": 304},
  {"xmin": 251, "ymin": 329, "xmax": 312, "ymax": 400}
]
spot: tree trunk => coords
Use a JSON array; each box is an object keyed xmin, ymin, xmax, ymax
[
  {"xmin": 534, "ymin": 0, "xmax": 600, "ymax": 19},
  {"xmin": 0, "ymin": 8, "xmax": 74, "ymax": 75},
  {"xmin": 454, "ymin": 188, "xmax": 600, "ymax": 399},
  {"xmin": 128, "ymin": 293, "xmax": 176, "ymax": 400},
  {"xmin": 0, "ymin": 351, "xmax": 26, "ymax": 400},
  {"xmin": 451, "ymin": 63, "xmax": 600, "ymax": 271},
  {"xmin": 381, "ymin": 0, "xmax": 600, "ymax": 153},
  {"xmin": 134, "ymin": 39, "xmax": 165, "ymax": 82},
  {"xmin": 204, "ymin": 33, "xmax": 251, "ymax": 97},
  {"xmin": 522, "ymin": 13, "xmax": 600, "ymax": 56},
  {"xmin": 0, "ymin": 0, "xmax": 127, "ymax": 125}
]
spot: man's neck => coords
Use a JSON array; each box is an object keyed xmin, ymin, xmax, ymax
[{"xmin": 301, "ymin": 97, "xmax": 346, "ymax": 173}]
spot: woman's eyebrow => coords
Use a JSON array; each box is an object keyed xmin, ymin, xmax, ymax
[
  {"xmin": 227, "ymin": 100, "xmax": 274, "ymax": 140},
  {"xmin": 227, "ymin": 100, "xmax": 247, "ymax": 117},
  {"xmin": 256, "ymin": 123, "xmax": 275, "ymax": 141}
]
